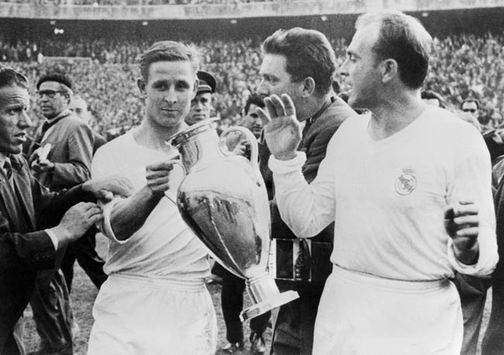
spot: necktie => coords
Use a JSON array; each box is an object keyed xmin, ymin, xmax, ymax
[
  {"xmin": 41, "ymin": 120, "xmax": 52, "ymax": 135},
  {"xmin": 3, "ymin": 158, "xmax": 15, "ymax": 191},
  {"xmin": 3, "ymin": 159, "xmax": 12, "ymax": 180}
]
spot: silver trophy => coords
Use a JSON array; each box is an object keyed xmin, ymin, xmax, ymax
[{"xmin": 167, "ymin": 119, "xmax": 298, "ymax": 321}]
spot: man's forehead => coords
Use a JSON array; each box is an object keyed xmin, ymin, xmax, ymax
[
  {"xmin": 463, "ymin": 102, "xmax": 478, "ymax": 109},
  {"xmin": 39, "ymin": 80, "xmax": 63, "ymax": 90},
  {"xmin": 72, "ymin": 102, "xmax": 87, "ymax": 111},
  {"xmin": 348, "ymin": 24, "xmax": 379, "ymax": 53},
  {"xmin": 248, "ymin": 103, "xmax": 260, "ymax": 114},
  {"xmin": 148, "ymin": 60, "xmax": 195, "ymax": 80},
  {"xmin": 194, "ymin": 92, "xmax": 212, "ymax": 100},
  {"xmin": 0, "ymin": 85, "xmax": 29, "ymax": 105},
  {"xmin": 260, "ymin": 53, "xmax": 287, "ymax": 74}
]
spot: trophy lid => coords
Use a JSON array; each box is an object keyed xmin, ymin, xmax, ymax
[{"xmin": 167, "ymin": 117, "xmax": 219, "ymax": 147}]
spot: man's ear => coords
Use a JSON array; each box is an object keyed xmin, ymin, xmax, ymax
[
  {"xmin": 192, "ymin": 78, "xmax": 199, "ymax": 99},
  {"xmin": 381, "ymin": 59, "xmax": 398, "ymax": 84},
  {"xmin": 137, "ymin": 79, "xmax": 146, "ymax": 95},
  {"xmin": 301, "ymin": 76, "xmax": 316, "ymax": 97}
]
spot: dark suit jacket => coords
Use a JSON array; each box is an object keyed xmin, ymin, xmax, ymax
[
  {"xmin": 0, "ymin": 155, "xmax": 91, "ymax": 354},
  {"xmin": 30, "ymin": 110, "xmax": 94, "ymax": 190}
]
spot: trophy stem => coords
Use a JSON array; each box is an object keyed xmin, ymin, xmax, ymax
[{"xmin": 240, "ymin": 273, "xmax": 299, "ymax": 322}]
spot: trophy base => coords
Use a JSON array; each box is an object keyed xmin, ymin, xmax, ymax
[{"xmin": 239, "ymin": 290, "xmax": 299, "ymax": 322}]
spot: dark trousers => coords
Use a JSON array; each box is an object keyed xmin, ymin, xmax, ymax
[
  {"xmin": 60, "ymin": 228, "xmax": 107, "ymax": 292},
  {"xmin": 30, "ymin": 270, "xmax": 73, "ymax": 354},
  {"xmin": 216, "ymin": 264, "xmax": 270, "ymax": 343},
  {"xmin": 482, "ymin": 257, "xmax": 504, "ymax": 354},
  {"xmin": 270, "ymin": 281, "xmax": 325, "ymax": 355},
  {"xmin": 454, "ymin": 273, "xmax": 492, "ymax": 355}
]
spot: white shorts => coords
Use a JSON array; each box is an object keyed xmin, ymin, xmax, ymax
[
  {"xmin": 87, "ymin": 274, "xmax": 217, "ymax": 355},
  {"xmin": 313, "ymin": 266, "xmax": 463, "ymax": 355}
]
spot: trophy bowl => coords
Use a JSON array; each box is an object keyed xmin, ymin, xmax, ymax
[{"xmin": 169, "ymin": 120, "xmax": 299, "ymax": 320}]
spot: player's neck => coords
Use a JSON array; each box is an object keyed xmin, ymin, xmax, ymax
[
  {"xmin": 135, "ymin": 120, "xmax": 186, "ymax": 152},
  {"xmin": 368, "ymin": 92, "xmax": 425, "ymax": 140}
]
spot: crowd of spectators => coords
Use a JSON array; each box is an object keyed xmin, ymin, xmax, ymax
[
  {"xmin": 0, "ymin": 0, "xmax": 274, "ymax": 5},
  {"xmin": 1, "ymin": 32, "xmax": 503, "ymax": 137}
]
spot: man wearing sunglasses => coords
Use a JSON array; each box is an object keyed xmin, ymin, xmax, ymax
[
  {"xmin": 461, "ymin": 98, "xmax": 480, "ymax": 118},
  {"xmin": 27, "ymin": 73, "xmax": 95, "ymax": 355}
]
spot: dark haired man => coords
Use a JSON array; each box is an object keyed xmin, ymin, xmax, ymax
[
  {"xmin": 461, "ymin": 98, "xmax": 480, "ymax": 119},
  {"xmin": 241, "ymin": 93, "xmax": 266, "ymax": 139},
  {"xmin": 28, "ymin": 72, "xmax": 96, "ymax": 355},
  {"xmin": 0, "ymin": 65, "xmax": 132, "ymax": 355},
  {"xmin": 186, "ymin": 70, "xmax": 216, "ymax": 125},
  {"xmin": 87, "ymin": 41, "xmax": 216, "ymax": 354},
  {"xmin": 258, "ymin": 11, "xmax": 497, "ymax": 354},
  {"xmin": 258, "ymin": 27, "xmax": 357, "ymax": 355}
]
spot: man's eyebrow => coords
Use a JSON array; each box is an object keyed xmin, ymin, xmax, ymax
[
  {"xmin": 262, "ymin": 73, "xmax": 278, "ymax": 81},
  {"xmin": 5, "ymin": 103, "xmax": 25, "ymax": 111}
]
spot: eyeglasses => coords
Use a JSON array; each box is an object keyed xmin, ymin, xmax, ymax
[
  {"xmin": 37, "ymin": 90, "xmax": 65, "ymax": 99},
  {"xmin": 463, "ymin": 108, "xmax": 477, "ymax": 113}
]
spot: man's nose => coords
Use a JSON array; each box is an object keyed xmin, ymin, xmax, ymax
[
  {"xmin": 257, "ymin": 80, "xmax": 270, "ymax": 96},
  {"xmin": 338, "ymin": 59, "xmax": 350, "ymax": 77},
  {"xmin": 19, "ymin": 111, "xmax": 33, "ymax": 129},
  {"xmin": 164, "ymin": 88, "xmax": 177, "ymax": 104}
]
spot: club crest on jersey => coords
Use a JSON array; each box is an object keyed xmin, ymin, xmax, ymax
[{"xmin": 395, "ymin": 168, "xmax": 416, "ymax": 196}]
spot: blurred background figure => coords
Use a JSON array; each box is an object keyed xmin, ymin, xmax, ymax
[
  {"xmin": 70, "ymin": 94, "xmax": 107, "ymax": 153},
  {"xmin": 186, "ymin": 70, "xmax": 216, "ymax": 126},
  {"xmin": 239, "ymin": 93, "xmax": 265, "ymax": 139},
  {"xmin": 421, "ymin": 90, "xmax": 447, "ymax": 108}
]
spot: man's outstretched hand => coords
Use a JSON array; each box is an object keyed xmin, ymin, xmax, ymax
[{"xmin": 256, "ymin": 94, "xmax": 302, "ymax": 161}]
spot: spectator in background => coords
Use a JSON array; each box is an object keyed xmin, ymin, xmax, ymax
[
  {"xmin": 28, "ymin": 72, "xmax": 95, "ymax": 355},
  {"xmin": 239, "ymin": 93, "xmax": 265, "ymax": 139},
  {"xmin": 185, "ymin": 70, "xmax": 216, "ymax": 125},
  {"xmin": 70, "ymin": 95, "xmax": 107, "ymax": 152},
  {"xmin": 58, "ymin": 94, "xmax": 108, "ymax": 296},
  {"xmin": 421, "ymin": 89, "xmax": 447, "ymax": 109},
  {"xmin": 461, "ymin": 98, "xmax": 486, "ymax": 130}
]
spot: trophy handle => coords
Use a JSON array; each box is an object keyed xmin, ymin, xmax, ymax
[
  {"xmin": 219, "ymin": 126, "xmax": 259, "ymax": 168},
  {"xmin": 163, "ymin": 159, "xmax": 186, "ymax": 205}
]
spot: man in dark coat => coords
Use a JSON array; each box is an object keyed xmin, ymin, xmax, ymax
[
  {"xmin": 257, "ymin": 28, "xmax": 358, "ymax": 355},
  {"xmin": 28, "ymin": 73, "xmax": 96, "ymax": 355},
  {"xmin": 0, "ymin": 66, "xmax": 132, "ymax": 355}
]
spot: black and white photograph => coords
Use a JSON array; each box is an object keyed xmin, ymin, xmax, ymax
[{"xmin": 0, "ymin": 1, "xmax": 503, "ymax": 354}]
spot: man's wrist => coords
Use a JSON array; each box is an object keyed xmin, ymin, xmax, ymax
[
  {"xmin": 274, "ymin": 151, "xmax": 297, "ymax": 161},
  {"xmin": 46, "ymin": 225, "xmax": 73, "ymax": 250},
  {"xmin": 44, "ymin": 228, "xmax": 59, "ymax": 250},
  {"xmin": 453, "ymin": 242, "xmax": 479, "ymax": 265}
]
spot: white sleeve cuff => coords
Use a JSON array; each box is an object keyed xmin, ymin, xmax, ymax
[
  {"xmin": 447, "ymin": 239, "xmax": 481, "ymax": 275},
  {"xmin": 101, "ymin": 197, "xmax": 130, "ymax": 245},
  {"xmin": 268, "ymin": 152, "xmax": 306, "ymax": 174},
  {"xmin": 44, "ymin": 228, "xmax": 59, "ymax": 250}
]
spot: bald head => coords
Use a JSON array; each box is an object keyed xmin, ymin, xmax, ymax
[{"xmin": 71, "ymin": 95, "xmax": 91, "ymax": 122}]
